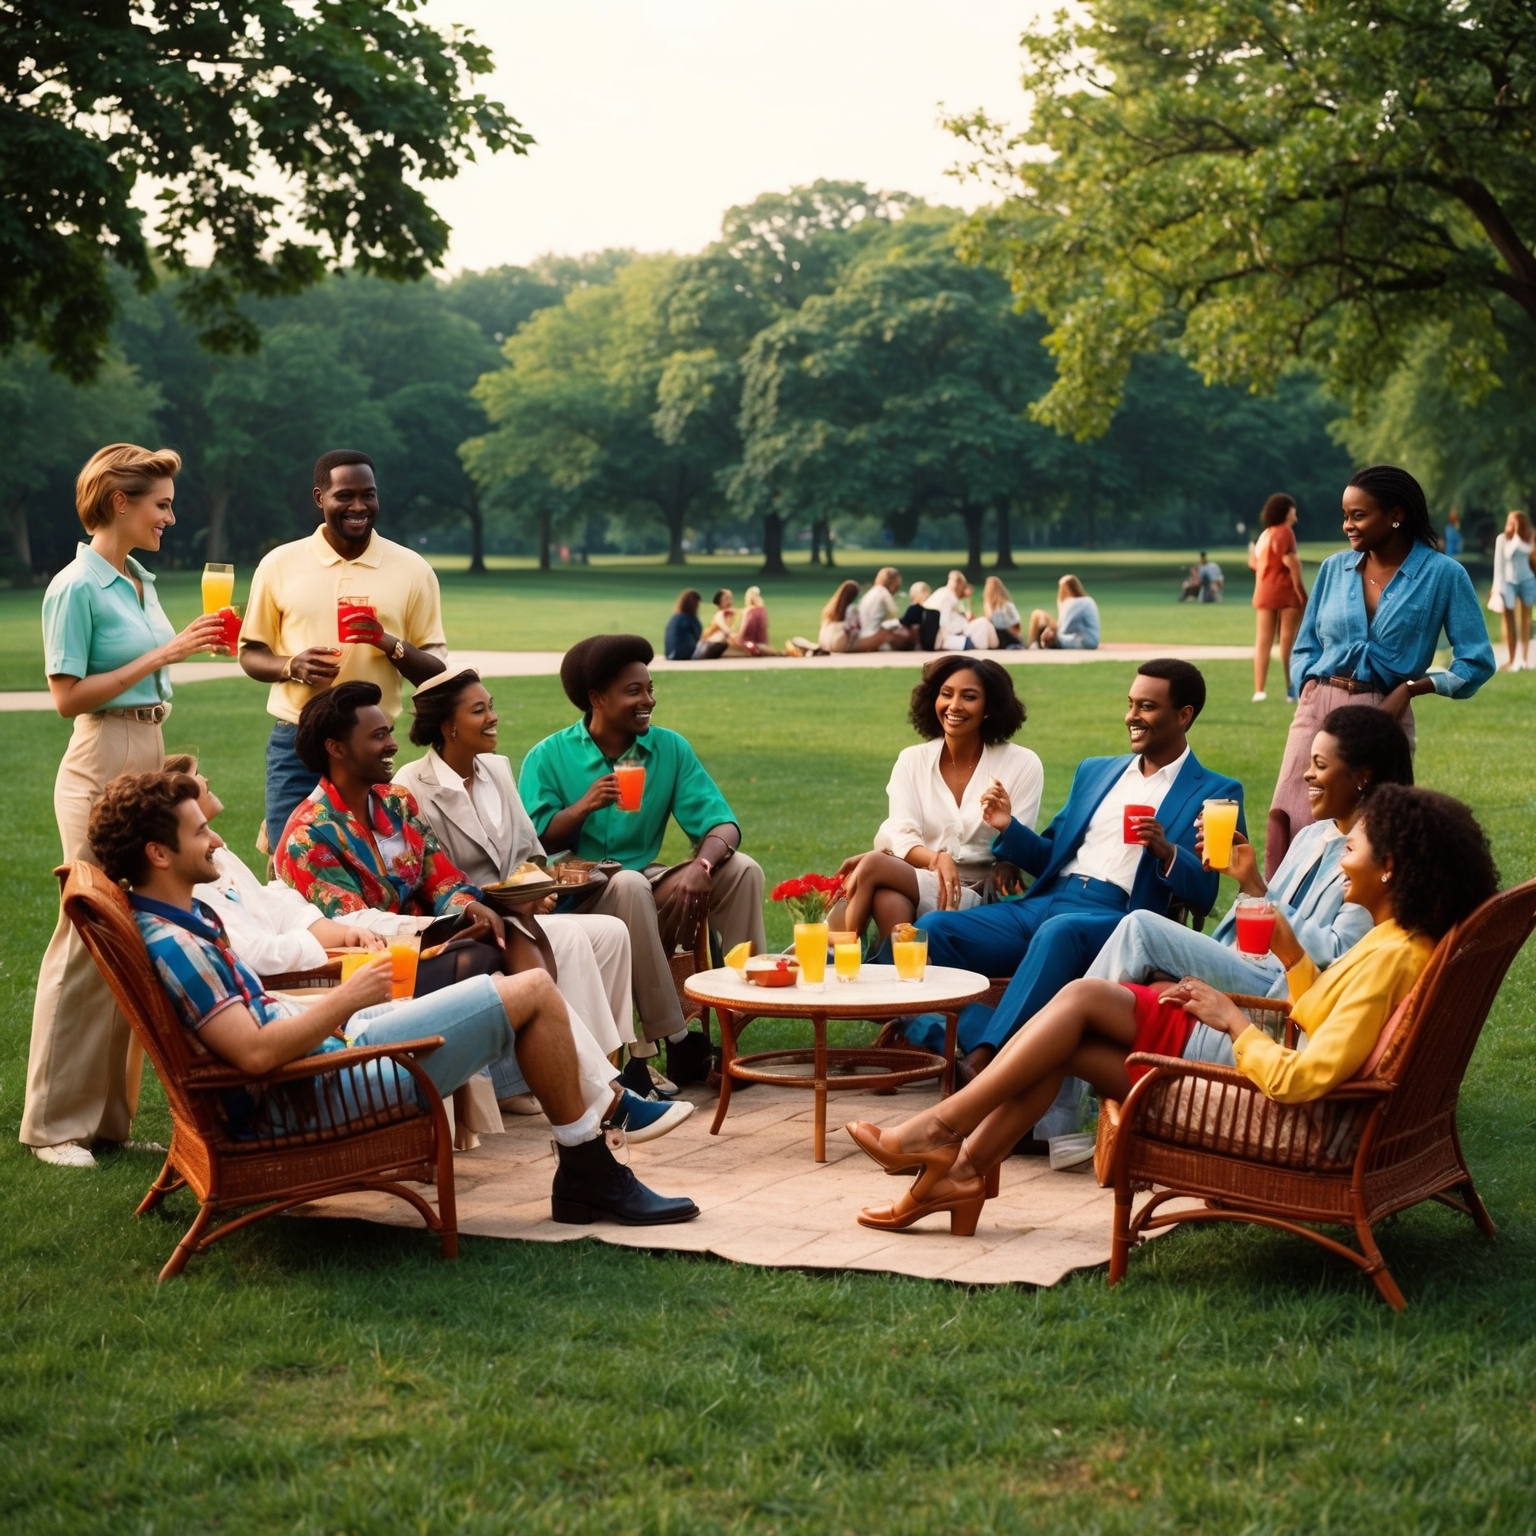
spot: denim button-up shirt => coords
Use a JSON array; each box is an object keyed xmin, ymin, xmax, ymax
[{"xmin": 1290, "ymin": 541, "xmax": 1494, "ymax": 698}]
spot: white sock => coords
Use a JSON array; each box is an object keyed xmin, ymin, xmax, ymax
[
  {"xmin": 629, "ymin": 1040, "xmax": 658, "ymax": 1059},
  {"xmin": 666, "ymin": 1028, "xmax": 690, "ymax": 1044},
  {"xmin": 549, "ymin": 1103, "xmax": 604, "ymax": 1147}
]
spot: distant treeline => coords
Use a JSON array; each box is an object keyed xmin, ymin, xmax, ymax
[{"xmin": 6, "ymin": 181, "xmax": 1363, "ymax": 580}]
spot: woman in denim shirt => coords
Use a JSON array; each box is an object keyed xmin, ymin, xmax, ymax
[{"xmin": 1265, "ymin": 465, "xmax": 1495, "ymax": 877}]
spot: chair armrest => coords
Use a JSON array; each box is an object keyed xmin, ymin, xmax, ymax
[
  {"xmin": 1123, "ymin": 1053, "xmax": 1394, "ymax": 1103},
  {"xmin": 180, "ymin": 1037, "xmax": 448, "ymax": 1089},
  {"xmin": 261, "ymin": 959, "xmax": 343, "ymax": 990},
  {"xmin": 1224, "ymin": 992, "xmax": 1290, "ymax": 1016}
]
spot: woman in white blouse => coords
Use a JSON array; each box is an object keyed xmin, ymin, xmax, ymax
[
  {"xmin": 832, "ymin": 657, "xmax": 1044, "ymax": 948},
  {"xmin": 393, "ymin": 670, "xmax": 636, "ymax": 1059}
]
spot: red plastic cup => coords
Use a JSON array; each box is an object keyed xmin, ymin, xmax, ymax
[
  {"xmin": 1123, "ymin": 804, "xmax": 1155, "ymax": 844},
  {"xmin": 218, "ymin": 604, "xmax": 243, "ymax": 653},
  {"xmin": 614, "ymin": 760, "xmax": 646, "ymax": 812},
  {"xmin": 1234, "ymin": 897, "xmax": 1278, "ymax": 955},
  {"xmin": 337, "ymin": 594, "xmax": 376, "ymax": 645}
]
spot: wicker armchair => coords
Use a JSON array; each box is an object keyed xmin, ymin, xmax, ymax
[
  {"xmin": 670, "ymin": 921, "xmax": 714, "ymax": 1031},
  {"xmin": 1100, "ymin": 878, "xmax": 1536, "ymax": 1309},
  {"xmin": 58, "ymin": 863, "xmax": 459, "ymax": 1282}
]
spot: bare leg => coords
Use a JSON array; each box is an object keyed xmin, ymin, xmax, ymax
[
  {"xmin": 880, "ymin": 979, "xmax": 1138, "ymax": 1154},
  {"xmin": 1502, "ymin": 608, "xmax": 1516, "ymax": 667},
  {"xmin": 1026, "ymin": 609, "xmax": 1052, "ymax": 646},
  {"xmin": 1521, "ymin": 601, "xmax": 1533, "ymax": 662},
  {"xmin": 842, "ymin": 851, "xmax": 920, "ymax": 941},
  {"xmin": 1253, "ymin": 608, "xmax": 1278, "ymax": 694},
  {"xmin": 495, "ymin": 971, "xmax": 586, "ymax": 1125},
  {"xmin": 1278, "ymin": 607, "xmax": 1303, "ymax": 693},
  {"xmin": 870, "ymin": 888, "xmax": 918, "ymax": 947},
  {"xmin": 849, "ymin": 629, "xmax": 893, "ymax": 652}
]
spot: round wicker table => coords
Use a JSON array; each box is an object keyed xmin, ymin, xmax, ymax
[{"xmin": 683, "ymin": 963, "xmax": 990, "ymax": 1161}]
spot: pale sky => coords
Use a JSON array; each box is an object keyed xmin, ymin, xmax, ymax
[{"xmin": 424, "ymin": 1, "xmax": 1048, "ymax": 272}]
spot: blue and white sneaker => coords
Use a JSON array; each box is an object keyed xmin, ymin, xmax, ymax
[{"xmin": 603, "ymin": 1089, "xmax": 695, "ymax": 1144}]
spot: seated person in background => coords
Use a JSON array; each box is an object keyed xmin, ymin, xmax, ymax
[
  {"xmin": 693, "ymin": 588, "xmax": 735, "ymax": 660},
  {"xmin": 900, "ymin": 580, "xmax": 934, "ymax": 646},
  {"xmin": 519, "ymin": 634, "xmax": 768, "ymax": 1095},
  {"xmin": 832, "ymin": 658, "xmax": 1043, "ymax": 950},
  {"xmin": 818, "ymin": 580, "xmax": 888, "ymax": 653},
  {"xmin": 925, "ymin": 570, "xmax": 998, "ymax": 651},
  {"xmin": 983, "ymin": 576, "xmax": 1024, "ymax": 648},
  {"xmin": 906, "ymin": 661, "xmax": 1242, "ymax": 1096},
  {"xmin": 858, "ymin": 567, "xmax": 903, "ymax": 633},
  {"xmin": 663, "ymin": 589, "xmax": 703, "ymax": 661},
  {"xmin": 1086, "ymin": 706, "xmax": 1411, "ymax": 999},
  {"xmin": 277, "ymin": 683, "xmax": 687, "ymax": 1138},
  {"xmin": 1199, "ymin": 553, "xmax": 1225, "ymax": 602},
  {"xmin": 1179, "ymin": 561, "xmax": 1202, "ymax": 602},
  {"xmin": 162, "ymin": 753, "xmax": 387, "ymax": 976},
  {"xmin": 393, "ymin": 670, "xmax": 637, "ymax": 1064},
  {"xmin": 1027, "ymin": 575, "xmax": 1100, "ymax": 650},
  {"xmin": 92, "ymin": 771, "xmax": 699, "ymax": 1224},
  {"xmin": 846, "ymin": 785, "xmax": 1498, "ymax": 1235},
  {"xmin": 727, "ymin": 586, "xmax": 779, "ymax": 656}
]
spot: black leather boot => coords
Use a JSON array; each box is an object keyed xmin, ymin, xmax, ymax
[
  {"xmin": 664, "ymin": 1027, "xmax": 712, "ymax": 1087},
  {"xmin": 551, "ymin": 1136, "xmax": 700, "ymax": 1225}
]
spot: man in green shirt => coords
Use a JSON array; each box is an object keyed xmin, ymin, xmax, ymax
[{"xmin": 520, "ymin": 635, "xmax": 766, "ymax": 1092}]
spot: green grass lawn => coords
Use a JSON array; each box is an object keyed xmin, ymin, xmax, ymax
[
  {"xmin": 1, "ymin": 542, "xmax": 1499, "ymax": 691},
  {"xmin": 2, "ymin": 651, "xmax": 1535, "ymax": 1532}
]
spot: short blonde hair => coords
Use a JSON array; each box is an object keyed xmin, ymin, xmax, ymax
[
  {"xmin": 76, "ymin": 443, "xmax": 183, "ymax": 532},
  {"xmin": 743, "ymin": 585, "xmax": 764, "ymax": 608},
  {"xmin": 909, "ymin": 580, "xmax": 932, "ymax": 605}
]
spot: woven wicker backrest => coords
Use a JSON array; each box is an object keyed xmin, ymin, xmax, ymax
[
  {"xmin": 58, "ymin": 862, "xmax": 225, "ymax": 1145},
  {"xmin": 1373, "ymin": 877, "xmax": 1536, "ymax": 1139}
]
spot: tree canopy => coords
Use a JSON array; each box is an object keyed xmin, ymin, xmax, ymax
[
  {"xmin": 950, "ymin": 0, "xmax": 1536, "ymax": 438},
  {"xmin": 1, "ymin": 0, "xmax": 527, "ymax": 381}
]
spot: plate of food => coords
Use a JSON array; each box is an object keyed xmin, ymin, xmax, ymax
[
  {"xmin": 482, "ymin": 860, "xmax": 559, "ymax": 907},
  {"xmin": 744, "ymin": 954, "xmax": 800, "ymax": 988}
]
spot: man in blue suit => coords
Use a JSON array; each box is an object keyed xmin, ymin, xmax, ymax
[{"xmin": 917, "ymin": 658, "xmax": 1244, "ymax": 1085}]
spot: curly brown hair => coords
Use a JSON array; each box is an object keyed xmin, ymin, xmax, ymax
[
  {"xmin": 88, "ymin": 771, "xmax": 202, "ymax": 886},
  {"xmin": 907, "ymin": 656, "xmax": 1026, "ymax": 745},
  {"xmin": 1361, "ymin": 785, "xmax": 1497, "ymax": 940}
]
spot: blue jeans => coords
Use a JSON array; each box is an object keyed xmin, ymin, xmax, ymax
[{"xmin": 265, "ymin": 722, "xmax": 320, "ymax": 852}]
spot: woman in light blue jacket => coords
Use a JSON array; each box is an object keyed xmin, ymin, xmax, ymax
[{"xmin": 1085, "ymin": 705, "xmax": 1413, "ymax": 1001}]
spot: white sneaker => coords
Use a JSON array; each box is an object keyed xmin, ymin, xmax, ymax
[
  {"xmin": 1514, "ymin": 656, "xmax": 1527, "ymax": 673},
  {"xmin": 32, "ymin": 1142, "xmax": 97, "ymax": 1168},
  {"xmin": 1251, "ymin": 691, "xmax": 1267, "ymax": 702}
]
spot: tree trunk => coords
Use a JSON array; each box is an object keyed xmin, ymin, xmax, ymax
[
  {"xmin": 808, "ymin": 520, "xmax": 823, "ymax": 565},
  {"xmin": 7, "ymin": 494, "xmax": 33, "ymax": 575},
  {"xmin": 466, "ymin": 495, "xmax": 487, "ymax": 574},
  {"xmin": 823, "ymin": 519, "xmax": 836, "ymax": 567},
  {"xmin": 994, "ymin": 499, "xmax": 1016, "ymax": 570},
  {"xmin": 206, "ymin": 486, "xmax": 231, "ymax": 563},
  {"xmin": 666, "ymin": 508, "xmax": 686, "ymax": 565},
  {"xmin": 964, "ymin": 504, "xmax": 985, "ymax": 580},
  {"xmin": 538, "ymin": 509, "xmax": 551, "ymax": 571},
  {"xmin": 760, "ymin": 512, "xmax": 788, "ymax": 576}
]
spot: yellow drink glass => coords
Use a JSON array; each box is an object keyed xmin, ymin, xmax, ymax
[
  {"xmin": 201, "ymin": 562, "xmax": 234, "ymax": 614},
  {"xmin": 1202, "ymin": 798, "xmax": 1240, "ymax": 871},
  {"xmin": 338, "ymin": 950, "xmax": 373, "ymax": 982},
  {"xmin": 793, "ymin": 922, "xmax": 828, "ymax": 987},
  {"xmin": 893, "ymin": 934, "xmax": 928, "ymax": 982},
  {"xmin": 834, "ymin": 941, "xmax": 861, "ymax": 983}
]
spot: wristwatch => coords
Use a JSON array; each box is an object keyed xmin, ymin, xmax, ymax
[{"xmin": 389, "ymin": 638, "xmax": 405, "ymax": 662}]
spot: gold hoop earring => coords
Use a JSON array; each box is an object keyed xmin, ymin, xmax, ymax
[
  {"xmin": 1392, "ymin": 521, "xmax": 1400, "ymax": 529},
  {"xmin": 1380, "ymin": 873, "xmax": 1391, "ymax": 883}
]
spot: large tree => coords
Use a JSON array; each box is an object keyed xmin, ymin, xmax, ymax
[
  {"xmin": 1, "ymin": 0, "xmax": 527, "ymax": 382},
  {"xmin": 951, "ymin": 0, "xmax": 1536, "ymax": 438}
]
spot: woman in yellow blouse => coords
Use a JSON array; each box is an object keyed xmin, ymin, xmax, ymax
[{"xmin": 846, "ymin": 785, "xmax": 1497, "ymax": 1234}]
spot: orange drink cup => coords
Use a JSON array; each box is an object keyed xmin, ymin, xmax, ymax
[
  {"xmin": 201, "ymin": 562, "xmax": 234, "ymax": 614},
  {"xmin": 1202, "ymin": 798, "xmax": 1240, "ymax": 870},
  {"xmin": 387, "ymin": 935, "xmax": 421, "ymax": 1000},
  {"xmin": 339, "ymin": 950, "xmax": 374, "ymax": 982},
  {"xmin": 893, "ymin": 933, "xmax": 928, "ymax": 982},
  {"xmin": 615, "ymin": 759, "xmax": 646, "ymax": 812},
  {"xmin": 834, "ymin": 941, "xmax": 861, "ymax": 982},
  {"xmin": 793, "ymin": 922, "xmax": 829, "ymax": 986}
]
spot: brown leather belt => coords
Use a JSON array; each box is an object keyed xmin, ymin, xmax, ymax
[
  {"xmin": 1324, "ymin": 675, "xmax": 1378, "ymax": 696},
  {"xmin": 97, "ymin": 704, "xmax": 171, "ymax": 724}
]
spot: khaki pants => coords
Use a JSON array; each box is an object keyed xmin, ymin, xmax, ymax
[
  {"xmin": 21, "ymin": 712, "xmax": 163, "ymax": 1148},
  {"xmin": 593, "ymin": 854, "xmax": 766, "ymax": 1042}
]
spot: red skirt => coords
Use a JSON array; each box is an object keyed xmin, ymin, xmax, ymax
[{"xmin": 1121, "ymin": 983, "xmax": 1196, "ymax": 1083}]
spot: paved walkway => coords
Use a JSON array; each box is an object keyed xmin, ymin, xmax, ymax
[{"xmin": 0, "ymin": 642, "xmax": 1253, "ymax": 712}]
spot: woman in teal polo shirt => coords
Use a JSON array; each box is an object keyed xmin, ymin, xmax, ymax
[{"xmin": 23, "ymin": 444, "xmax": 224, "ymax": 1168}]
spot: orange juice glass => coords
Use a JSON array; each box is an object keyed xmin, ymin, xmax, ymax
[
  {"xmin": 387, "ymin": 935, "xmax": 421, "ymax": 1000},
  {"xmin": 201, "ymin": 562, "xmax": 234, "ymax": 614},
  {"xmin": 1202, "ymin": 798, "xmax": 1240, "ymax": 871},
  {"xmin": 614, "ymin": 759, "xmax": 646, "ymax": 812},
  {"xmin": 339, "ymin": 950, "xmax": 374, "ymax": 982},
  {"xmin": 893, "ymin": 934, "xmax": 928, "ymax": 982},
  {"xmin": 834, "ymin": 941, "xmax": 861, "ymax": 982},
  {"xmin": 793, "ymin": 922, "xmax": 828, "ymax": 986}
]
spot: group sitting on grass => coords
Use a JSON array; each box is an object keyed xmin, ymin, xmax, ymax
[{"xmin": 29, "ymin": 441, "xmax": 1515, "ymax": 1271}]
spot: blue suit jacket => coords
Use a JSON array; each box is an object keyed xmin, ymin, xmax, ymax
[{"xmin": 993, "ymin": 750, "xmax": 1245, "ymax": 923}]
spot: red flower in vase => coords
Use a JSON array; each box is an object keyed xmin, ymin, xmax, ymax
[{"xmin": 770, "ymin": 871, "xmax": 843, "ymax": 925}]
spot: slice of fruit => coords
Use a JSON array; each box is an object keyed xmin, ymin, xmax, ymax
[{"xmin": 725, "ymin": 941, "xmax": 752, "ymax": 973}]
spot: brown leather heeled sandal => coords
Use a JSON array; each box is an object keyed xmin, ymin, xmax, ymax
[
  {"xmin": 845, "ymin": 1119, "xmax": 961, "ymax": 1177},
  {"xmin": 856, "ymin": 1163, "xmax": 988, "ymax": 1236}
]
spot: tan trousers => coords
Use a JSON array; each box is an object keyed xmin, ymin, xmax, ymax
[
  {"xmin": 21, "ymin": 712, "xmax": 163, "ymax": 1148},
  {"xmin": 543, "ymin": 912, "xmax": 636, "ymax": 1053},
  {"xmin": 593, "ymin": 854, "xmax": 767, "ymax": 1043}
]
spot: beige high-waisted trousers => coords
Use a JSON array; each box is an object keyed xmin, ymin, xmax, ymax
[{"xmin": 21, "ymin": 711, "xmax": 164, "ymax": 1148}]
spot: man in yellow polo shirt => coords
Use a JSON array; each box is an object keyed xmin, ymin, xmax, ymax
[{"xmin": 240, "ymin": 449, "xmax": 448, "ymax": 849}]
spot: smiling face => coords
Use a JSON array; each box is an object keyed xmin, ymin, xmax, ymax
[
  {"xmin": 1124, "ymin": 674, "xmax": 1189, "ymax": 762},
  {"xmin": 331, "ymin": 703, "xmax": 398, "ymax": 785},
  {"xmin": 592, "ymin": 661, "xmax": 655, "ymax": 738},
  {"xmin": 1303, "ymin": 731, "xmax": 1363, "ymax": 825},
  {"xmin": 1341, "ymin": 485, "xmax": 1399, "ymax": 554},
  {"xmin": 1338, "ymin": 817, "xmax": 1393, "ymax": 918},
  {"xmin": 316, "ymin": 462, "xmax": 380, "ymax": 556},
  {"xmin": 449, "ymin": 682, "xmax": 499, "ymax": 755},
  {"xmin": 150, "ymin": 798, "xmax": 225, "ymax": 887},
  {"xmin": 935, "ymin": 667, "xmax": 986, "ymax": 743},
  {"xmin": 113, "ymin": 477, "xmax": 176, "ymax": 554}
]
